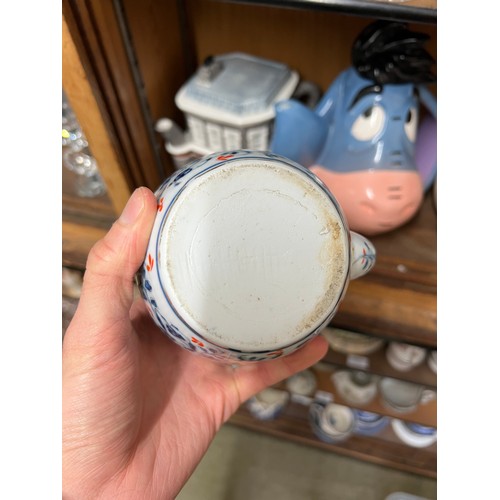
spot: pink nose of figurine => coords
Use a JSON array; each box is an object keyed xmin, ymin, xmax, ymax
[{"xmin": 311, "ymin": 167, "xmax": 423, "ymax": 235}]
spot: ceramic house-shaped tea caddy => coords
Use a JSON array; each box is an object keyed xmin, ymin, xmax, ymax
[{"xmin": 155, "ymin": 52, "xmax": 305, "ymax": 167}]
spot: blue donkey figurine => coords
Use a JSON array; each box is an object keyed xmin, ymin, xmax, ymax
[{"xmin": 270, "ymin": 21, "xmax": 437, "ymax": 235}]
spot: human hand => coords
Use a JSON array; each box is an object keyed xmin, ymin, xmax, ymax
[{"xmin": 62, "ymin": 187, "xmax": 328, "ymax": 499}]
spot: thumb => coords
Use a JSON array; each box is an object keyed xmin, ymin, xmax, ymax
[{"xmin": 68, "ymin": 187, "xmax": 157, "ymax": 345}]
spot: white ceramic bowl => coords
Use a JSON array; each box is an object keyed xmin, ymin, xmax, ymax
[
  {"xmin": 331, "ymin": 369, "xmax": 379, "ymax": 406},
  {"xmin": 285, "ymin": 369, "xmax": 317, "ymax": 396},
  {"xmin": 386, "ymin": 342, "xmax": 427, "ymax": 372},
  {"xmin": 427, "ymin": 350, "xmax": 437, "ymax": 373},
  {"xmin": 309, "ymin": 402, "xmax": 356, "ymax": 443},
  {"xmin": 379, "ymin": 377, "xmax": 435, "ymax": 413},
  {"xmin": 391, "ymin": 419, "xmax": 437, "ymax": 448},
  {"xmin": 322, "ymin": 327, "xmax": 385, "ymax": 355},
  {"xmin": 353, "ymin": 410, "xmax": 390, "ymax": 436},
  {"xmin": 246, "ymin": 387, "xmax": 290, "ymax": 421},
  {"xmin": 138, "ymin": 150, "xmax": 376, "ymax": 362},
  {"xmin": 386, "ymin": 492, "xmax": 432, "ymax": 500}
]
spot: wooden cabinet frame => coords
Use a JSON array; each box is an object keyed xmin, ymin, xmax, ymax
[{"xmin": 62, "ymin": 0, "xmax": 437, "ymax": 477}]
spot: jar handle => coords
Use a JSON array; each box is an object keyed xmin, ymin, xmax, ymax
[{"xmin": 349, "ymin": 231, "xmax": 376, "ymax": 280}]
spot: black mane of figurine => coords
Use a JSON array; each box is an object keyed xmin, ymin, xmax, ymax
[{"xmin": 352, "ymin": 20, "xmax": 436, "ymax": 85}]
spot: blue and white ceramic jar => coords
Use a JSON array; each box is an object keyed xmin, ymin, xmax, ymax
[{"xmin": 138, "ymin": 150, "xmax": 376, "ymax": 362}]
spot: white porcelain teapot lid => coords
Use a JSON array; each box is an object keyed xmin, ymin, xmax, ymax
[{"xmin": 175, "ymin": 52, "xmax": 299, "ymax": 126}]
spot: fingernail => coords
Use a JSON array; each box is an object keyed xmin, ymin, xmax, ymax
[{"xmin": 119, "ymin": 188, "xmax": 144, "ymax": 225}]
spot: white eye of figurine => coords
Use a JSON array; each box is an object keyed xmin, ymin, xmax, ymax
[
  {"xmin": 351, "ymin": 105, "xmax": 385, "ymax": 141},
  {"xmin": 404, "ymin": 107, "xmax": 418, "ymax": 142}
]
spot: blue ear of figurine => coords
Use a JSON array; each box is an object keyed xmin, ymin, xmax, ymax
[
  {"xmin": 416, "ymin": 85, "xmax": 437, "ymax": 191},
  {"xmin": 270, "ymin": 99, "xmax": 328, "ymax": 167},
  {"xmin": 314, "ymin": 70, "xmax": 346, "ymax": 122},
  {"xmin": 270, "ymin": 74, "xmax": 345, "ymax": 167}
]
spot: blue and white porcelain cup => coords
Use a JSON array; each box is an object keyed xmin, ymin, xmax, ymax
[
  {"xmin": 138, "ymin": 150, "xmax": 376, "ymax": 362},
  {"xmin": 353, "ymin": 410, "xmax": 390, "ymax": 436},
  {"xmin": 246, "ymin": 388, "xmax": 289, "ymax": 420},
  {"xmin": 391, "ymin": 420, "xmax": 437, "ymax": 448},
  {"xmin": 309, "ymin": 402, "xmax": 357, "ymax": 443}
]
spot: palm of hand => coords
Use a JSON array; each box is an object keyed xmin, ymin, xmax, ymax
[
  {"xmin": 62, "ymin": 188, "xmax": 327, "ymax": 499},
  {"xmin": 63, "ymin": 300, "xmax": 326, "ymax": 499},
  {"xmin": 63, "ymin": 300, "xmax": 232, "ymax": 498}
]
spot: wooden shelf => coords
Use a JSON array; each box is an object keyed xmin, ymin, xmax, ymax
[
  {"xmin": 230, "ymin": 402, "xmax": 436, "ymax": 478},
  {"xmin": 331, "ymin": 192, "xmax": 437, "ymax": 348},
  {"xmin": 322, "ymin": 345, "xmax": 437, "ymax": 388},
  {"xmin": 272, "ymin": 362, "xmax": 437, "ymax": 428},
  {"xmin": 309, "ymin": 364, "xmax": 436, "ymax": 427},
  {"xmin": 62, "ymin": 159, "xmax": 117, "ymax": 270},
  {"xmin": 222, "ymin": 0, "xmax": 436, "ymax": 24},
  {"xmin": 62, "ymin": 160, "xmax": 117, "ymax": 229},
  {"xmin": 64, "ymin": 2, "xmax": 437, "ymax": 480}
]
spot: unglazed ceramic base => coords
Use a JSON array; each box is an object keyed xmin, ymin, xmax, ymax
[
  {"xmin": 139, "ymin": 150, "xmax": 376, "ymax": 362},
  {"xmin": 159, "ymin": 159, "xmax": 349, "ymax": 351}
]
